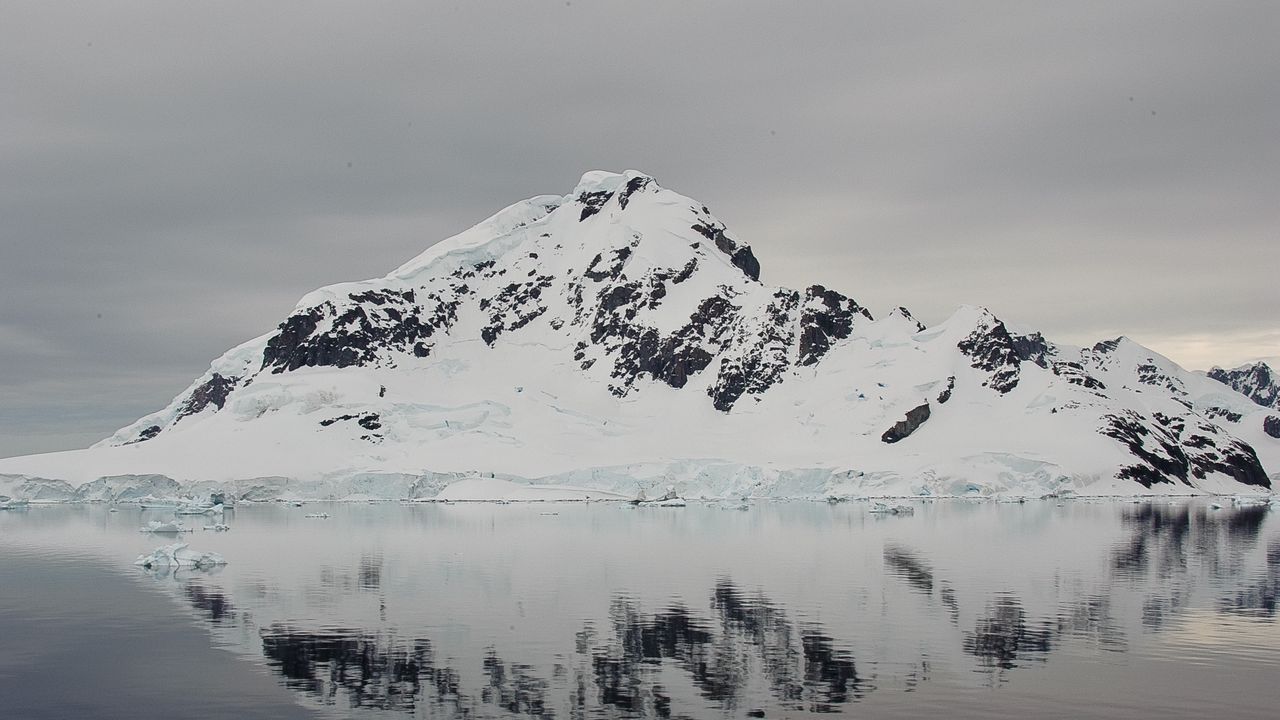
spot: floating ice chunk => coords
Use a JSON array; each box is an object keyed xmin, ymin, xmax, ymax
[
  {"xmin": 304, "ymin": 512, "xmax": 330, "ymax": 519},
  {"xmin": 0, "ymin": 498, "xmax": 30, "ymax": 510},
  {"xmin": 202, "ymin": 523, "xmax": 231, "ymax": 531},
  {"xmin": 135, "ymin": 542, "xmax": 226, "ymax": 569},
  {"xmin": 1230, "ymin": 495, "xmax": 1269, "ymax": 507},
  {"xmin": 140, "ymin": 520, "xmax": 191, "ymax": 534},
  {"xmin": 869, "ymin": 502, "xmax": 914, "ymax": 515},
  {"xmin": 176, "ymin": 502, "xmax": 224, "ymax": 515}
]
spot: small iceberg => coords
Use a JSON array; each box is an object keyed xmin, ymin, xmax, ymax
[
  {"xmin": 632, "ymin": 487, "xmax": 686, "ymax": 508},
  {"xmin": 1230, "ymin": 495, "xmax": 1269, "ymax": 508},
  {"xmin": 176, "ymin": 502, "xmax": 224, "ymax": 516},
  {"xmin": 135, "ymin": 542, "xmax": 226, "ymax": 570},
  {"xmin": 304, "ymin": 512, "xmax": 330, "ymax": 519},
  {"xmin": 202, "ymin": 523, "xmax": 231, "ymax": 532},
  {"xmin": 869, "ymin": 502, "xmax": 915, "ymax": 515},
  {"xmin": 0, "ymin": 498, "xmax": 30, "ymax": 510},
  {"xmin": 139, "ymin": 520, "xmax": 192, "ymax": 534}
]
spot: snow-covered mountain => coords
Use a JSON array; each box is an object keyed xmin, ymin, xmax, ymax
[
  {"xmin": 2, "ymin": 171, "xmax": 1276, "ymax": 500},
  {"xmin": 1208, "ymin": 362, "xmax": 1279, "ymax": 411}
]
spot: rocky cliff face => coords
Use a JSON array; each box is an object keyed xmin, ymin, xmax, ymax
[
  {"xmin": 1209, "ymin": 363, "xmax": 1279, "ymax": 410},
  {"xmin": 2, "ymin": 170, "xmax": 1273, "ymax": 497}
]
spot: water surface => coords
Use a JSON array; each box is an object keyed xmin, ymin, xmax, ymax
[{"xmin": 1, "ymin": 499, "xmax": 1276, "ymax": 718}]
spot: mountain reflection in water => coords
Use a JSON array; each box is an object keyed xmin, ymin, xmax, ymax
[
  {"xmin": 256, "ymin": 581, "xmax": 861, "ymax": 717},
  {"xmin": 152, "ymin": 502, "xmax": 1275, "ymax": 717},
  {"xmin": 6, "ymin": 501, "xmax": 1273, "ymax": 718}
]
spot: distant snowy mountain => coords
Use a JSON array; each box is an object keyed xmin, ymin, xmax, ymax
[
  {"xmin": 1208, "ymin": 362, "xmax": 1280, "ymax": 410},
  {"xmin": 1, "ymin": 171, "xmax": 1276, "ymax": 501}
]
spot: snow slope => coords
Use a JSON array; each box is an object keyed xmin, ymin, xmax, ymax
[{"xmin": 1, "ymin": 171, "xmax": 1276, "ymax": 500}]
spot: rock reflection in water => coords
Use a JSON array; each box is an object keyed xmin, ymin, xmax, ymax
[
  {"xmin": 184, "ymin": 581, "xmax": 235, "ymax": 625},
  {"xmin": 261, "ymin": 626, "xmax": 469, "ymax": 715},
  {"xmin": 884, "ymin": 544, "xmax": 934, "ymax": 595},
  {"xmin": 253, "ymin": 581, "xmax": 862, "ymax": 717},
  {"xmin": 1220, "ymin": 540, "xmax": 1279, "ymax": 617},
  {"xmin": 592, "ymin": 583, "xmax": 861, "ymax": 714},
  {"xmin": 1113, "ymin": 504, "xmax": 1275, "ymax": 627},
  {"xmin": 135, "ymin": 501, "xmax": 1280, "ymax": 718},
  {"xmin": 964, "ymin": 595, "xmax": 1053, "ymax": 677}
]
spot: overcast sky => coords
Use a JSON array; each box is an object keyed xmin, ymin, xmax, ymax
[{"xmin": 2, "ymin": 1, "xmax": 1277, "ymax": 458}]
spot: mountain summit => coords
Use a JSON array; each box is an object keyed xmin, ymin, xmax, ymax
[{"xmin": 2, "ymin": 171, "xmax": 1276, "ymax": 500}]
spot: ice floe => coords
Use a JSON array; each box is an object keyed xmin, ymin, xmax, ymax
[
  {"xmin": 134, "ymin": 542, "xmax": 226, "ymax": 569},
  {"xmin": 139, "ymin": 520, "xmax": 192, "ymax": 534}
]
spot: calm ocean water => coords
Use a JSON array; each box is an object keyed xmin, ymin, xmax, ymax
[{"xmin": 1, "ymin": 499, "xmax": 1277, "ymax": 718}]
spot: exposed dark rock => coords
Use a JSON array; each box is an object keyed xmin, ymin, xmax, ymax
[
  {"xmin": 479, "ymin": 276, "xmax": 553, "ymax": 346},
  {"xmin": 708, "ymin": 290, "xmax": 799, "ymax": 411},
  {"xmin": 894, "ymin": 307, "xmax": 926, "ymax": 332},
  {"xmin": 957, "ymin": 316, "xmax": 1022, "ymax": 394},
  {"xmin": 319, "ymin": 412, "xmax": 381, "ymax": 430},
  {"xmin": 937, "ymin": 376, "xmax": 955, "ymax": 404},
  {"xmin": 616, "ymin": 175, "xmax": 651, "ymax": 210},
  {"xmin": 1101, "ymin": 410, "xmax": 1270, "ymax": 489},
  {"xmin": 672, "ymin": 258, "xmax": 698, "ymax": 284},
  {"xmin": 882, "ymin": 403, "xmax": 931, "ymax": 443},
  {"xmin": 1208, "ymin": 363, "xmax": 1279, "ymax": 409},
  {"xmin": 1265, "ymin": 416, "xmax": 1280, "ymax": 439},
  {"xmin": 599, "ymin": 294, "xmax": 736, "ymax": 395},
  {"xmin": 1052, "ymin": 361, "xmax": 1106, "ymax": 391},
  {"xmin": 1092, "ymin": 338, "xmax": 1122, "ymax": 354},
  {"xmin": 261, "ymin": 289, "xmax": 459, "ymax": 373},
  {"xmin": 1010, "ymin": 332, "xmax": 1051, "ymax": 368},
  {"xmin": 583, "ymin": 248, "xmax": 632, "ymax": 282},
  {"xmin": 1189, "ymin": 439, "xmax": 1269, "ymax": 488},
  {"xmin": 1204, "ymin": 406, "xmax": 1244, "ymax": 424},
  {"xmin": 797, "ymin": 285, "xmax": 871, "ymax": 367},
  {"xmin": 1136, "ymin": 363, "xmax": 1185, "ymax": 395},
  {"xmin": 125, "ymin": 425, "xmax": 162, "ymax": 444},
  {"xmin": 176, "ymin": 373, "xmax": 239, "ymax": 422},
  {"xmin": 1101, "ymin": 411, "xmax": 1189, "ymax": 487},
  {"xmin": 578, "ymin": 190, "xmax": 614, "ymax": 221},
  {"xmin": 690, "ymin": 221, "xmax": 761, "ymax": 281}
]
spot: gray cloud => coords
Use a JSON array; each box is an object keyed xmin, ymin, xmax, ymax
[{"xmin": 2, "ymin": 1, "xmax": 1277, "ymax": 457}]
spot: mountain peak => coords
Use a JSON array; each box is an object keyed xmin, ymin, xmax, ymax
[
  {"xmin": 1208, "ymin": 361, "xmax": 1279, "ymax": 410},
  {"xmin": 571, "ymin": 169, "xmax": 652, "ymax": 197},
  {"xmin": 3, "ymin": 172, "xmax": 1273, "ymax": 499}
]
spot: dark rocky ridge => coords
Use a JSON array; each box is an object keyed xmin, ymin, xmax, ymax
[
  {"xmin": 798, "ymin": 285, "xmax": 872, "ymax": 367},
  {"xmin": 176, "ymin": 373, "xmax": 239, "ymax": 422},
  {"xmin": 958, "ymin": 316, "xmax": 1022, "ymax": 394},
  {"xmin": 691, "ymin": 220, "xmax": 761, "ymax": 282},
  {"xmin": 1101, "ymin": 411, "xmax": 1269, "ymax": 489},
  {"xmin": 1209, "ymin": 363, "xmax": 1279, "ymax": 410},
  {"xmin": 1264, "ymin": 416, "xmax": 1280, "ymax": 439}
]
